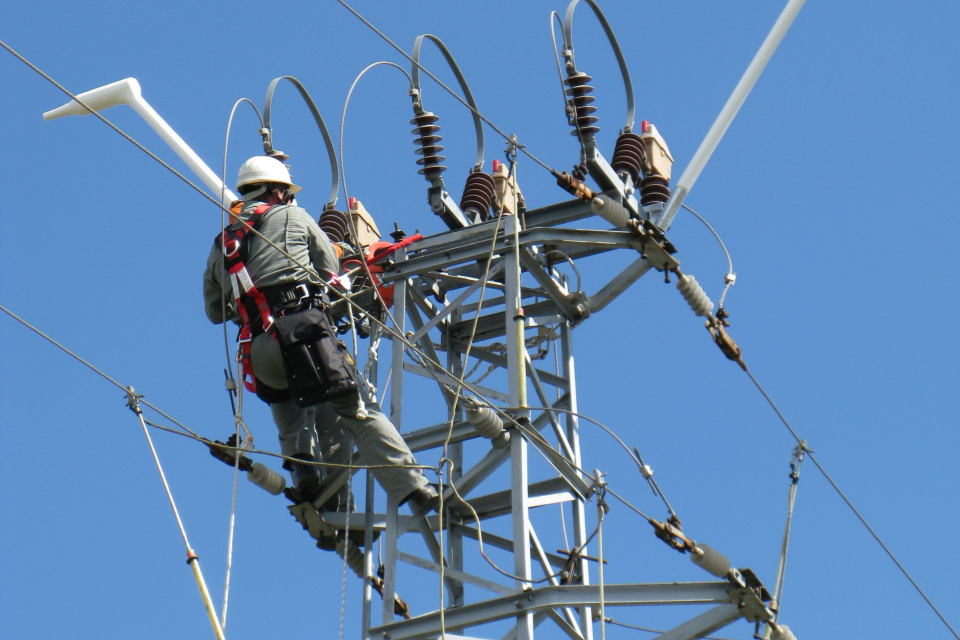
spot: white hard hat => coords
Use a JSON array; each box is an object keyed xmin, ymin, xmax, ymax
[{"xmin": 235, "ymin": 156, "xmax": 302, "ymax": 194}]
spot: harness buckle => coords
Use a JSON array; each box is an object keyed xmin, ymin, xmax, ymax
[{"xmin": 223, "ymin": 239, "xmax": 241, "ymax": 258}]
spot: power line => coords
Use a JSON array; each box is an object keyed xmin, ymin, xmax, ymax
[
  {"xmin": 745, "ymin": 369, "xmax": 960, "ymax": 640},
  {"xmin": 333, "ymin": 0, "xmax": 558, "ymax": 175}
]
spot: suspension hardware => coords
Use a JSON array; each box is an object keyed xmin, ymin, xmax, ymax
[
  {"xmin": 650, "ymin": 515, "xmax": 696, "ymax": 553},
  {"xmin": 707, "ymin": 319, "xmax": 747, "ymax": 371},
  {"xmin": 552, "ymin": 168, "xmax": 596, "ymax": 202}
]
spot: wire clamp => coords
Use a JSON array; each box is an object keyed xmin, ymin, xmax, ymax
[{"xmin": 124, "ymin": 386, "xmax": 144, "ymax": 415}]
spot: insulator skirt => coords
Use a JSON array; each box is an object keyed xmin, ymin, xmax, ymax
[
  {"xmin": 640, "ymin": 175, "xmax": 670, "ymax": 205},
  {"xmin": 691, "ymin": 543, "xmax": 731, "ymax": 577},
  {"xmin": 247, "ymin": 462, "xmax": 287, "ymax": 495},
  {"xmin": 564, "ymin": 72, "xmax": 599, "ymax": 140},
  {"xmin": 460, "ymin": 171, "xmax": 496, "ymax": 221},
  {"xmin": 611, "ymin": 132, "xmax": 646, "ymax": 184},
  {"xmin": 677, "ymin": 274, "xmax": 714, "ymax": 317},
  {"xmin": 318, "ymin": 209, "xmax": 349, "ymax": 244},
  {"xmin": 411, "ymin": 111, "xmax": 447, "ymax": 181},
  {"xmin": 336, "ymin": 537, "xmax": 366, "ymax": 579}
]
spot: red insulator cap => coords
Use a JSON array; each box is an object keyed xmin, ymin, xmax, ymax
[
  {"xmin": 492, "ymin": 159, "xmax": 500, "ymax": 172},
  {"xmin": 349, "ymin": 196, "xmax": 356, "ymax": 209},
  {"xmin": 641, "ymin": 120, "xmax": 649, "ymax": 133}
]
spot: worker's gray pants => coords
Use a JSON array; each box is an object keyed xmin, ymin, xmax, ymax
[{"xmin": 251, "ymin": 331, "xmax": 427, "ymax": 502}]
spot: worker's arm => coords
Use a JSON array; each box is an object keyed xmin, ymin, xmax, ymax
[{"xmin": 202, "ymin": 242, "xmax": 240, "ymax": 325}]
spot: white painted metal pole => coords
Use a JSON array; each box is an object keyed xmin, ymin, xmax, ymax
[
  {"xmin": 657, "ymin": 0, "xmax": 808, "ymax": 231},
  {"xmin": 43, "ymin": 77, "xmax": 237, "ymax": 207}
]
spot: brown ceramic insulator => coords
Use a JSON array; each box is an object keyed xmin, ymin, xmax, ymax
[
  {"xmin": 611, "ymin": 132, "xmax": 646, "ymax": 184},
  {"xmin": 411, "ymin": 111, "xmax": 447, "ymax": 181},
  {"xmin": 459, "ymin": 171, "xmax": 496, "ymax": 221},
  {"xmin": 563, "ymin": 72, "xmax": 599, "ymax": 140},
  {"xmin": 640, "ymin": 175, "xmax": 671, "ymax": 205},
  {"xmin": 318, "ymin": 209, "xmax": 349, "ymax": 243}
]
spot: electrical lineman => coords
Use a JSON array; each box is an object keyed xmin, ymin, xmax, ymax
[{"xmin": 202, "ymin": 155, "xmax": 439, "ymax": 517}]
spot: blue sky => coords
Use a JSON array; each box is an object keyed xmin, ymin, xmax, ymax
[{"xmin": 1, "ymin": 1, "xmax": 958, "ymax": 639}]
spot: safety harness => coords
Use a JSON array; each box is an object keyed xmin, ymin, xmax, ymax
[{"xmin": 219, "ymin": 203, "xmax": 276, "ymax": 395}]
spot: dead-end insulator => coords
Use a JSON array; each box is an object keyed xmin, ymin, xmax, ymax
[
  {"xmin": 611, "ymin": 132, "xmax": 646, "ymax": 185},
  {"xmin": 690, "ymin": 544, "xmax": 732, "ymax": 578},
  {"xmin": 563, "ymin": 71, "xmax": 599, "ymax": 141},
  {"xmin": 411, "ymin": 111, "xmax": 446, "ymax": 182},
  {"xmin": 335, "ymin": 536, "xmax": 366, "ymax": 579},
  {"xmin": 770, "ymin": 625, "xmax": 796, "ymax": 640},
  {"xmin": 676, "ymin": 273, "xmax": 714, "ymax": 318},
  {"xmin": 461, "ymin": 396, "xmax": 510, "ymax": 448},
  {"xmin": 459, "ymin": 170, "xmax": 496, "ymax": 222},
  {"xmin": 247, "ymin": 462, "xmax": 287, "ymax": 495},
  {"xmin": 318, "ymin": 208, "xmax": 349, "ymax": 244}
]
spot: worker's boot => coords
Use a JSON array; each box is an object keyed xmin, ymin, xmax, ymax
[
  {"xmin": 401, "ymin": 483, "xmax": 440, "ymax": 514},
  {"xmin": 291, "ymin": 454, "xmax": 323, "ymax": 503}
]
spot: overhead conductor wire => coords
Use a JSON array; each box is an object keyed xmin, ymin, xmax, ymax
[
  {"xmin": 744, "ymin": 369, "xmax": 959, "ymax": 640},
  {"xmin": 334, "ymin": 0, "xmax": 557, "ymax": 176}
]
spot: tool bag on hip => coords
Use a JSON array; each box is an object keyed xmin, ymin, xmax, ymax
[{"xmin": 273, "ymin": 307, "xmax": 358, "ymax": 407}]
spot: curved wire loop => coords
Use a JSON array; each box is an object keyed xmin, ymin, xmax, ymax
[
  {"xmin": 261, "ymin": 76, "xmax": 340, "ymax": 210},
  {"xmin": 412, "ymin": 34, "xmax": 485, "ymax": 171},
  {"xmin": 562, "ymin": 0, "xmax": 636, "ymax": 133}
]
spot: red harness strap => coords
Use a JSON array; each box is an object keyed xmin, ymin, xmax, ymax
[{"xmin": 221, "ymin": 204, "xmax": 275, "ymax": 394}]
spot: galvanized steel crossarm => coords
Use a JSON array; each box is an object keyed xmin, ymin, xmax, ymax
[{"xmin": 369, "ymin": 583, "xmax": 737, "ymax": 640}]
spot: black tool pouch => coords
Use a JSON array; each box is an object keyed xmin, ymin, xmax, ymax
[{"xmin": 273, "ymin": 307, "xmax": 358, "ymax": 407}]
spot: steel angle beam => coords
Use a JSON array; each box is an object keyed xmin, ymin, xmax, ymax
[
  {"xmin": 368, "ymin": 583, "xmax": 735, "ymax": 640},
  {"xmin": 500, "ymin": 612, "xmax": 550, "ymax": 640},
  {"xmin": 449, "ymin": 339, "xmax": 570, "ymax": 390},
  {"xmin": 404, "ymin": 419, "xmax": 480, "ymax": 452},
  {"xmin": 410, "ymin": 194, "xmax": 600, "ymax": 256},
  {"xmin": 449, "ymin": 522, "xmax": 568, "ymax": 570},
  {"xmin": 586, "ymin": 256, "xmax": 653, "ymax": 313},
  {"xmin": 524, "ymin": 350, "xmax": 576, "ymax": 459},
  {"xmin": 409, "ymin": 262, "xmax": 506, "ymax": 344},
  {"xmin": 319, "ymin": 511, "xmax": 440, "ymax": 532},
  {"xmin": 449, "ymin": 395, "xmax": 570, "ymax": 499},
  {"xmin": 545, "ymin": 609, "xmax": 585, "ymax": 640},
  {"xmin": 448, "ymin": 299, "xmax": 561, "ymax": 342},
  {"xmin": 405, "ymin": 290, "xmax": 457, "ymax": 408},
  {"xmin": 448, "ymin": 477, "xmax": 577, "ymax": 520},
  {"xmin": 396, "ymin": 550, "xmax": 515, "ymax": 597},
  {"xmin": 386, "ymin": 229, "xmax": 639, "ymax": 281},
  {"xmin": 518, "ymin": 248, "xmax": 586, "ymax": 322},
  {"xmin": 652, "ymin": 603, "xmax": 741, "ymax": 640},
  {"xmin": 402, "ymin": 362, "xmax": 511, "ymax": 404}
]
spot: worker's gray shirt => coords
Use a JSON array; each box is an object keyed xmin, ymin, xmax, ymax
[{"xmin": 203, "ymin": 201, "xmax": 340, "ymax": 324}]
